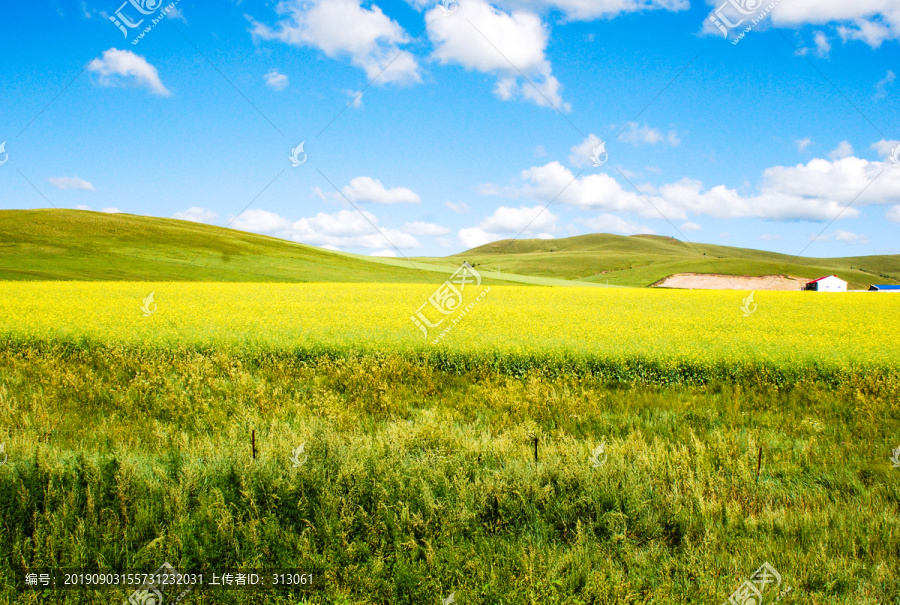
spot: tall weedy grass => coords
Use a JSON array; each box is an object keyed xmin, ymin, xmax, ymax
[{"xmin": 0, "ymin": 341, "xmax": 898, "ymax": 604}]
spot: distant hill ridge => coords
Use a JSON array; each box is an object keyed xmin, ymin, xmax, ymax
[
  {"xmin": 0, "ymin": 209, "xmax": 444, "ymax": 283},
  {"xmin": 2, "ymin": 209, "xmax": 898, "ymax": 289},
  {"xmin": 437, "ymin": 233, "xmax": 900, "ymax": 289}
]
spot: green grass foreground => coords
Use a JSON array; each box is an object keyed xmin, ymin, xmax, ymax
[{"xmin": 0, "ymin": 343, "xmax": 898, "ymax": 604}]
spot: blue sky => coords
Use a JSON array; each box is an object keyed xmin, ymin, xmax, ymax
[{"xmin": 1, "ymin": 0, "xmax": 899, "ymax": 259}]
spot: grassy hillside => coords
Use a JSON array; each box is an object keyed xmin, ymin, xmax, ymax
[
  {"xmin": 0, "ymin": 209, "xmax": 461, "ymax": 284},
  {"xmin": 0, "ymin": 210, "xmax": 607, "ymax": 287},
  {"xmin": 2, "ymin": 210, "xmax": 898, "ymax": 289},
  {"xmin": 435, "ymin": 234, "xmax": 900, "ymax": 289}
]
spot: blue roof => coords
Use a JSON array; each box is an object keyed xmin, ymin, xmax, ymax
[{"xmin": 871, "ymin": 285, "xmax": 900, "ymax": 290}]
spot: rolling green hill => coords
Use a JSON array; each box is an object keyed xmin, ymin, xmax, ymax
[
  {"xmin": 2, "ymin": 209, "xmax": 898, "ymax": 289},
  {"xmin": 0, "ymin": 209, "xmax": 451, "ymax": 283},
  {"xmin": 431, "ymin": 234, "xmax": 900, "ymax": 289},
  {"xmin": 0, "ymin": 209, "xmax": 614, "ymax": 287}
]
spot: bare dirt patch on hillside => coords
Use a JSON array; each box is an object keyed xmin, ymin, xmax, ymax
[{"xmin": 651, "ymin": 273, "xmax": 808, "ymax": 291}]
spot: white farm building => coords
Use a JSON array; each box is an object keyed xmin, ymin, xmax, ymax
[{"xmin": 805, "ymin": 275, "xmax": 848, "ymax": 292}]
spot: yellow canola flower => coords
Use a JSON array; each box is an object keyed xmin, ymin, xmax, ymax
[{"xmin": 0, "ymin": 282, "xmax": 897, "ymax": 374}]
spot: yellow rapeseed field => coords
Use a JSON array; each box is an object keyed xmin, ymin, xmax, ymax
[{"xmin": 2, "ymin": 282, "xmax": 898, "ymax": 377}]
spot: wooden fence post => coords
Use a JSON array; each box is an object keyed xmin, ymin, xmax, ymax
[{"xmin": 756, "ymin": 445, "xmax": 763, "ymax": 482}]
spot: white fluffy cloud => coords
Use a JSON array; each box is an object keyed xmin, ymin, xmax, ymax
[
  {"xmin": 457, "ymin": 225, "xmax": 555, "ymax": 248},
  {"xmin": 761, "ymin": 157, "xmax": 900, "ymax": 204},
  {"xmin": 230, "ymin": 208, "xmax": 420, "ymax": 250},
  {"xmin": 445, "ymin": 201, "xmax": 470, "ymax": 213},
  {"xmin": 577, "ymin": 214, "xmax": 654, "ymax": 235},
  {"xmin": 458, "ymin": 204, "xmax": 557, "ymax": 248},
  {"xmin": 480, "ymin": 205, "xmax": 558, "ymax": 233},
  {"xmin": 513, "ymin": 161, "xmax": 687, "ymax": 218},
  {"xmin": 795, "ymin": 137, "xmax": 813, "ymax": 153},
  {"xmin": 426, "ymin": 0, "xmax": 567, "ymax": 110},
  {"xmin": 767, "ymin": 1, "xmax": 900, "ymax": 48},
  {"xmin": 875, "ymin": 70, "xmax": 895, "ymax": 100},
  {"xmin": 701, "ymin": 0, "xmax": 900, "ymax": 48},
  {"xmin": 409, "ymin": 0, "xmax": 688, "ymax": 21},
  {"xmin": 829, "ymin": 141, "xmax": 854, "ymax": 160},
  {"xmin": 264, "ymin": 70, "xmax": 289, "ymax": 90},
  {"xmin": 87, "ymin": 48, "xmax": 170, "ymax": 96},
  {"xmin": 403, "ymin": 221, "xmax": 451, "ymax": 236},
  {"xmin": 173, "ymin": 207, "xmax": 219, "ymax": 224},
  {"xmin": 813, "ymin": 31, "xmax": 832, "ymax": 56},
  {"xmin": 48, "ymin": 177, "xmax": 94, "ymax": 191},
  {"xmin": 814, "ymin": 230, "xmax": 870, "ymax": 245},
  {"xmin": 251, "ymin": 0, "xmax": 420, "ymax": 85},
  {"xmin": 167, "ymin": 7, "xmax": 187, "ymax": 23},
  {"xmin": 458, "ymin": 227, "xmax": 502, "ymax": 249},
  {"xmin": 569, "ymin": 134, "xmax": 606, "ymax": 168},
  {"xmin": 618, "ymin": 123, "xmax": 680, "ymax": 147},
  {"xmin": 345, "ymin": 90, "xmax": 364, "ymax": 108},
  {"xmin": 872, "ymin": 139, "xmax": 900, "ymax": 158},
  {"xmin": 887, "ymin": 205, "xmax": 900, "ymax": 222},
  {"xmin": 797, "ymin": 31, "xmax": 833, "ymax": 57},
  {"xmin": 485, "ymin": 151, "xmax": 900, "ymax": 222},
  {"xmin": 342, "ymin": 177, "xmax": 421, "ymax": 204},
  {"xmin": 232, "ymin": 209, "xmax": 292, "ymax": 233}
]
